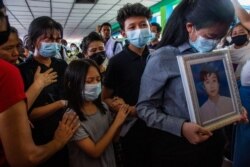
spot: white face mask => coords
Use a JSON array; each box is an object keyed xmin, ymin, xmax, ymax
[
  {"xmin": 82, "ymin": 82, "xmax": 101, "ymax": 101},
  {"xmin": 189, "ymin": 35, "xmax": 219, "ymax": 53}
]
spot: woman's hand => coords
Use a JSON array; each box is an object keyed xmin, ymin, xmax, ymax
[
  {"xmin": 237, "ymin": 107, "xmax": 249, "ymax": 123},
  {"xmin": 110, "ymin": 97, "xmax": 125, "ymax": 112},
  {"xmin": 113, "ymin": 104, "xmax": 130, "ymax": 127},
  {"xmin": 59, "ymin": 100, "xmax": 68, "ymax": 109},
  {"xmin": 181, "ymin": 122, "xmax": 213, "ymax": 145},
  {"xmin": 53, "ymin": 111, "xmax": 80, "ymax": 146},
  {"xmin": 33, "ymin": 66, "xmax": 58, "ymax": 88}
]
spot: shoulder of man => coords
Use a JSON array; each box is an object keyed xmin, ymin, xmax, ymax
[{"xmin": 112, "ymin": 39, "xmax": 123, "ymax": 53}]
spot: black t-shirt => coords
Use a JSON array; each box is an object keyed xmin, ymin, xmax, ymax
[
  {"xmin": 103, "ymin": 45, "xmax": 149, "ymax": 105},
  {"xmin": 18, "ymin": 56, "xmax": 69, "ymax": 167}
]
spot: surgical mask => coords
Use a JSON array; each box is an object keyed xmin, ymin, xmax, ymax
[
  {"xmin": 189, "ymin": 35, "xmax": 219, "ymax": 53},
  {"xmin": 89, "ymin": 51, "xmax": 106, "ymax": 65},
  {"xmin": 231, "ymin": 34, "xmax": 248, "ymax": 46},
  {"xmin": 55, "ymin": 43, "xmax": 65, "ymax": 59},
  {"xmin": 83, "ymin": 82, "xmax": 101, "ymax": 101},
  {"xmin": 150, "ymin": 32, "xmax": 157, "ymax": 41},
  {"xmin": 126, "ymin": 28, "xmax": 152, "ymax": 48},
  {"xmin": 39, "ymin": 42, "xmax": 59, "ymax": 58},
  {"xmin": 57, "ymin": 43, "xmax": 62, "ymax": 51}
]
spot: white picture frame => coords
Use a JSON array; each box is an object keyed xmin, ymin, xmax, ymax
[{"xmin": 177, "ymin": 49, "xmax": 242, "ymax": 131}]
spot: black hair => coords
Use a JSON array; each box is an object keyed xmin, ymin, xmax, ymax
[
  {"xmin": 158, "ymin": 0, "xmax": 235, "ymax": 48},
  {"xmin": 0, "ymin": 26, "xmax": 18, "ymax": 46},
  {"xmin": 55, "ymin": 21, "xmax": 63, "ymax": 39},
  {"xmin": 61, "ymin": 39, "xmax": 68, "ymax": 46},
  {"xmin": 70, "ymin": 43, "xmax": 77, "ymax": 47},
  {"xmin": 0, "ymin": 3, "xmax": 11, "ymax": 46},
  {"xmin": 23, "ymin": 16, "xmax": 61, "ymax": 51},
  {"xmin": 116, "ymin": 3, "xmax": 152, "ymax": 30},
  {"xmin": 81, "ymin": 31, "xmax": 104, "ymax": 53},
  {"xmin": 0, "ymin": 8, "xmax": 4, "ymax": 18},
  {"xmin": 99, "ymin": 22, "xmax": 111, "ymax": 32},
  {"xmin": 10, "ymin": 26, "xmax": 18, "ymax": 35},
  {"xmin": 200, "ymin": 65, "xmax": 220, "ymax": 83},
  {"xmin": 0, "ymin": 0, "xmax": 4, "ymax": 8},
  {"xmin": 150, "ymin": 22, "xmax": 162, "ymax": 33},
  {"xmin": 64, "ymin": 59, "xmax": 107, "ymax": 121}
]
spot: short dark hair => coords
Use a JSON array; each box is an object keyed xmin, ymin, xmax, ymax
[
  {"xmin": 0, "ymin": 27, "xmax": 18, "ymax": 46},
  {"xmin": 81, "ymin": 31, "xmax": 104, "ymax": 53},
  {"xmin": 116, "ymin": 3, "xmax": 152, "ymax": 30},
  {"xmin": 150, "ymin": 22, "xmax": 162, "ymax": 33},
  {"xmin": 99, "ymin": 22, "xmax": 111, "ymax": 32},
  {"xmin": 200, "ymin": 65, "xmax": 220, "ymax": 83},
  {"xmin": 0, "ymin": 4, "xmax": 11, "ymax": 45},
  {"xmin": 61, "ymin": 39, "xmax": 67, "ymax": 46},
  {"xmin": 70, "ymin": 43, "xmax": 77, "ymax": 47},
  {"xmin": 10, "ymin": 26, "xmax": 18, "ymax": 35}
]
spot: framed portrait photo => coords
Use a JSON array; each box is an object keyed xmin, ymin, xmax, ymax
[{"xmin": 177, "ymin": 49, "xmax": 242, "ymax": 131}]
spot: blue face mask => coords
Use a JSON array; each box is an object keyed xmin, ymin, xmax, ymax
[
  {"xmin": 54, "ymin": 43, "xmax": 63, "ymax": 59},
  {"xmin": 57, "ymin": 43, "xmax": 62, "ymax": 50},
  {"xmin": 83, "ymin": 82, "xmax": 101, "ymax": 101},
  {"xmin": 39, "ymin": 42, "xmax": 59, "ymax": 58},
  {"xmin": 126, "ymin": 28, "xmax": 152, "ymax": 48},
  {"xmin": 150, "ymin": 32, "xmax": 157, "ymax": 41},
  {"xmin": 189, "ymin": 35, "xmax": 219, "ymax": 53}
]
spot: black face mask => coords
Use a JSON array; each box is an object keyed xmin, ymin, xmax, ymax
[
  {"xmin": 231, "ymin": 34, "xmax": 249, "ymax": 46},
  {"xmin": 89, "ymin": 51, "xmax": 106, "ymax": 65},
  {"xmin": 0, "ymin": 16, "xmax": 11, "ymax": 45}
]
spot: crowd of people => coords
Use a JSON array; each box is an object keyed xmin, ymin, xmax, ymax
[{"xmin": 1, "ymin": 0, "xmax": 250, "ymax": 167}]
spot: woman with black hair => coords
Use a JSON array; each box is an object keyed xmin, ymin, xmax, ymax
[
  {"xmin": 64, "ymin": 59, "xmax": 129, "ymax": 167},
  {"xmin": 136, "ymin": 0, "xmax": 247, "ymax": 167},
  {"xmin": 18, "ymin": 16, "xmax": 70, "ymax": 167}
]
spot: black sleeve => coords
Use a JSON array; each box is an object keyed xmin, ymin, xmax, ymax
[
  {"xmin": 103, "ymin": 58, "xmax": 116, "ymax": 89},
  {"xmin": 54, "ymin": 59, "xmax": 68, "ymax": 99},
  {"xmin": 18, "ymin": 63, "xmax": 35, "ymax": 91}
]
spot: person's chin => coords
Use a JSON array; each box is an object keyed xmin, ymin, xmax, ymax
[{"xmin": 209, "ymin": 93, "xmax": 219, "ymax": 98}]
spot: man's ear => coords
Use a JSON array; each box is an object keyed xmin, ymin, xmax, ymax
[
  {"xmin": 186, "ymin": 22, "xmax": 197, "ymax": 42},
  {"xmin": 186, "ymin": 22, "xmax": 194, "ymax": 34}
]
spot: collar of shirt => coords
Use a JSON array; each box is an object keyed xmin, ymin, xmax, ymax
[
  {"xmin": 25, "ymin": 55, "xmax": 56, "ymax": 69},
  {"xmin": 124, "ymin": 44, "xmax": 150, "ymax": 60},
  {"xmin": 177, "ymin": 42, "xmax": 197, "ymax": 55}
]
